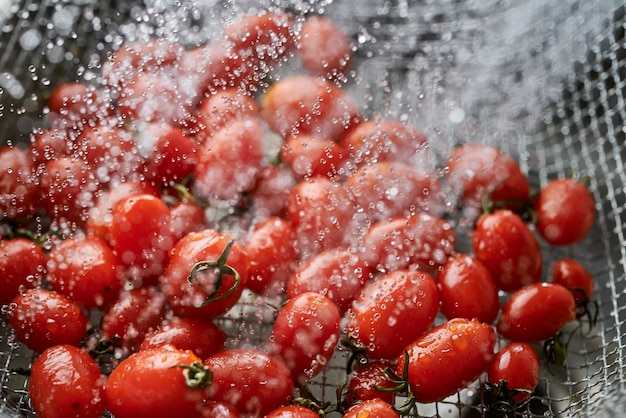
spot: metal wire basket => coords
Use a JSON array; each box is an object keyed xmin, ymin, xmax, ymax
[{"xmin": 2, "ymin": 0, "xmax": 626, "ymax": 416}]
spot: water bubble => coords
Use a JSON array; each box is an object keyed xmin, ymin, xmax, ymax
[{"xmin": 19, "ymin": 29, "xmax": 42, "ymax": 51}]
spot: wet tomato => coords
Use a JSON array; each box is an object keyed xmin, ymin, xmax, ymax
[
  {"xmin": 266, "ymin": 405, "xmax": 320, "ymax": 418},
  {"xmin": 299, "ymin": 14, "xmax": 353, "ymax": 78},
  {"xmin": 342, "ymin": 398, "xmax": 399, "ymax": 418},
  {"xmin": 160, "ymin": 228, "xmax": 249, "ymax": 320},
  {"xmin": 345, "ymin": 270, "xmax": 440, "ymax": 360},
  {"xmin": 46, "ymin": 236, "xmax": 121, "ymax": 309},
  {"xmin": 7, "ymin": 288, "xmax": 88, "ymax": 353},
  {"xmin": 201, "ymin": 401, "xmax": 242, "ymax": 418},
  {"xmin": 345, "ymin": 360, "xmax": 397, "ymax": 406},
  {"xmin": 533, "ymin": 178, "xmax": 595, "ymax": 246},
  {"xmin": 140, "ymin": 316, "xmax": 227, "ymax": 360},
  {"xmin": 280, "ymin": 134, "xmax": 347, "ymax": 180},
  {"xmin": 437, "ymin": 253, "xmax": 500, "ymax": 324},
  {"xmin": 168, "ymin": 199, "xmax": 208, "ymax": 241},
  {"xmin": 487, "ymin": 342, "xmax": 540, "ymax": 403},
  {"xmin": 445, "ymin": 144, "xmax": 530, "ymax": 213},
  {"xmin": 29, "ymin": 344, "xmax": 105, "ymax": 418},
  {"xmin": 397, "ymin": 318, "xmax": 497, "ymax": 404},
  {"xmin": 551, "ymin": 258, "xmax": 595, "ymax": 305},
  {"xmin": 0, "ymin": 238, "xmax": 46, "ymax": 305},
  {"xmin": 46, "ymin": 81, "xmax": 106, "ymax": 125},
  {"xmin": 243, "ymin": 216, "xmax": 299, "ymax": 297},
  {"xmin": 142, "ymin": 123, "xmax": 198, "ymax": 187},
  {"xmin": 286, "ymin": 247, "xmax": 372, "ymax": 313},
  {"xmin": 105, "ymin": 345, "xmax": 210, "ymax": 418},
  {"xmin": 0, "ymin": 146, "xmax": 38, "ymax": 220},
  {"xmin": 472, "ymin": 209, "xmax": 542, "ymax": 292},
  {"xmin": 270, "ymin": 292, "xmax": 341, "ymax": 384},
  {"xmin": 204, "ymin": 349, "xmax": 293, "ymax": 416},
  {"xmin": 361, "ymin": 212, "xmax": 456, "ymax": 274},
  {"xmin": 101, "ymin": 287, "xmax": 167, "ymax": 352},
  {"xmin": 248, "ymin": 164, "xmax": 297, "ymax": 220},
  {"xmin": 497, "ymin": 282, "xmax": 577, "ymax": 342}
]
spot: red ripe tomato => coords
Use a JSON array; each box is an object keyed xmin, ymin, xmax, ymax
[
  {"xmin": 261, "ymin": 75, "xmax": 359, "ymax": 141},
  {"xmin": 38, "ymin": 156, "xmax": 97, "ymax": 224},
  {"xmin": 471, "ymin": 209, "xmax": 542, "ymax": 292},
  {"xmin": 29, "ymin": 344, "xmax": 105, "ymax": 418},
  {"xmin": 280, "ymin": 134, "xmax": 347, "ymax": 180},
  {"xmin": 243, "ymin": 216, "xmax": 299, "ymax": 297},
  {"xmin": 168, "ymin": 199, "xmax": 207, "ymax": 241},
  {"xmin": 249, "ymin": 164, "xmax": 297, "ymax": 220},
  {"xmin": 30, "ymin": 127, "xmax": 74, "ymax": 165},
  {"xmin": 143, "ymin": 123, "xmax": 198, "ymax": 187},
  {"xmin": 204, "ymin": 349, "xmax": 294, "ymax": 416},
  {"xmin": 85, "ymin": 181, "xmax": 159, "ymax": 242},
  {"xmin": 342, "ymin": 398, "xmax": 399, "ymax": 418},
  {"xmin": 445, "ymin": 144, "xmax": 530, "ymax": 212},
  {"xmin": 551, "ymin": 258, "xmax": 594, "ymax": 305},
  {"xmin": 46, "ymin": 236, "xmax": 121, "ymax": 309},
  {"xmin": 47, "ymin": 81, "xmax": 106, "ymax": 124},
  {"xmin": 344, "ymin": 161, "xmax": 443, "ymax": 223},
  {"xmin": 109, "ymin": 193, "xmax": 176, "ymax": 286},
  {"xmin": 345, "ymin": 270, "xmax": 440, "ymax": 360},
  {"xmin": 105, "ymin": 345, "xmax": 210, "ymax": 418},
  {"xmin": 533, "ymin": 178, "xmax": 595, "ymax": 246},
  {"xmin": 266, "ymin": 405, "xmax": 320, "ymax": 418},
  {"xmin": 7, "ymin": 288, "xmax": 88, "ymax": 353},
  {"xmin": 340, "ymin": 119, "xmax": 428, "ymax": 168},
  {"xmin": 286, "ymin": 247, "xmax": 372, "ymax": 313},
  {"xmin": 160, "ymin": 228, "xmax": 249, "ymax": 320},
  {"xmin": 285, "ymin": 177, "xmax": 355, "ymax": 259},
  {"xmin": 269, "ymin": 292, "xmax": 340, "ymax": 384},
  {"xmin": 140, "ymin": 316, "xmax": 227, "ymax": 360},
  {"xmin": 497, "ymin": 282, "xmax": 577, "ymax": 342},
  {"xmin": 0, "ymin": 238, "xmax": 46, "ymax": 305},
  {"xmin": 361, "ymin": 212, "xmax": 456, "ymax": 274},
  {"xmin": 437, "ymin": 253, "xmax": 500, "ymax": 324},
  {"xmin": 487, "ymin": 342, "xmax": 540, "ymax": 403},
  {"xmin": 0, "ymin": 146, "xmax": 38, "ymax": 220},
  {"xmin": 299, "ymin": 15, "xmax": 353, "ymax": 78},
  {"xmin": 397, "ymin": 318, "xmax": 497, "ymax": 404},
  {"xmin": 194, "ymin": 117, "xmax": 265, "ymax": 201},
  {"xmin": 192, "ymin": 88, "xmax": 259, "ymax": 142},
  {"xmin": 346, "ymin": 360, "xmax": 397, "ymax": 406},
  {"xmin": 101, "ymin": 287, "xmax": 167, "ymax": 352}
]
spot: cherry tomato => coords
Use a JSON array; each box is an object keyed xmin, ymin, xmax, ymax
[
  {"xmin": 487, "ymin": 342, "xmax": 540, "ymax": 403},
  {"xmin": 286, "ymin": 247, "xmax": 372, "ymax": 313},
  {"xmin": 109, "ymin": 193, "xmax": 176, "ymax": 286},
  {"xmin": 30, "ymin": 127, "xmax": 74, "ymax": 165},
  {"xmin": 342, "ymin": 398, "xmax": 399, "ymax": 418},
  {"xmin": 160, "ymin": 228, "xmax": 249, "ymax": 320},
  {"xmin": 280, "ymin": 134, "xmax": 347, "ymax": 180},
  {"xmin": 299, "ymin": 15, "xmax": 353, "ymax": 78},
  {"xmin": 168, "ymin": 199, "xmax": 207, "ymax": 241},
  {"xmin": 437, "ymin": 253, "xmax": 500, "ymax": 324},
  {"xmin": 345, "ymin": 360, "xmax": 397, "ymax": 406},
  {"xmin": 270, "ymin": 292, "xmax": 340, "ymax": 384},
  {"xmin": 471, "ymin": 209, "xmax": 542, "ymax": 292},
  {"xmin": 243, "ymin": 216, "xmax": 299, "ymax": 297},
  {"xmin": 345, "ymin": 270, "xmax": 440, "ymax": 360},
  {"xmin": 46, "ymin": 236, "xmax": 121, "ymax": 309},
  {"xmin": 0, "ymin": 238, "xmax": 46, "ymax": 305},
  {"xmin": 140, "ymin": 316, "xmax": 227, "ymax": 360},
  {"xmin": 497, "ymin": 282, "xmax": 577, "ymax": 342},
  {"xmin": 105, "ymin": 345, "xmax": 210, "ymax": 418},
  {"xmin": 285, "ymin": 177, "xmax": 355, "ymax": 259},
  {"xmin": 551, "ymin": 258, "xmax": 595, "ymax": 305},
  {"xmin": 261, "ymin": 75, "xmax": 359, "ymax": 141},
  {"xmin": 142, "ymin": 123, "xmax": 198, "ymax": 187},
  {"xmin": 397, "ymin": 318, "xmax": 497, "ymax": 404},
  {"xmin": 29, "ymin": 344, "xmax": 105, "ymax": 418},
  {"xmin": 340, "ymin": 119, "xmax": 428, "ymax": 168},
  {"xmin": 249, "ymin": 164, "xmax": 297, "ymax": 220},
  {"xmin": 445, "ymin": 144, "xmax": 530, "ymax": 212},
  {"xmin": 101, "ymin": 287, "xmax": 167, "ymax": 352},
  {"xmin": 47, "ymin": 81, "xmax": 106, "ymax": 124},
  {"xmin": 204, "ymin": 349, "xmax": 294, "ymax": 416},
  {"xmin": 265, "ymin": 405, "xmax": 320, "ymax": 418},
  {"xmin": 0, "ymin": 146, "xmax": 38, "ymax": 220},
  {"xmin": 344, "ymin": 161, "xmax": 443, "ymax": 222},
  {"xmin": 361, "ymin": 212, "xmax": 456, "ymax": 274},
  {"xmin": 533, "ymin": 178, "xmax": 595, "ymax": 246},
  {"xmin": 194, "ymin": 117, "xmax": 265, "ymax": 201},
  {"xmin": 7, "ymin": 288, "xmax": 88, "ymax": 353}
]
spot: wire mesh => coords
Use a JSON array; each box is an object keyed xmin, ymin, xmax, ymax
[{"xmin": 2, "ymin": 0, "xmax": 626, "ymax": 416}]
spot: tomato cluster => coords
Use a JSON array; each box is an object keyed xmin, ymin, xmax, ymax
[{"xmin": 0, "ymin": 7, "xmax": 598, "ymax": 418}]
